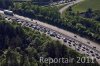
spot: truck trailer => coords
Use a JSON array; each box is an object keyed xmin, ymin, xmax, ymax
[{"xmin": 4, "ymin": 10, "xmax": 14, "ymax": 16}]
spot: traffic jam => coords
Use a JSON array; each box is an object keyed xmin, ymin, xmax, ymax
[{"xmin": 1, "ymin": 10, "xmax": 100, "ymax": 61}]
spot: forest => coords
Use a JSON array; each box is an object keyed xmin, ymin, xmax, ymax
[
  {"xmin": 0, "ymin": 0, "xmax": 100, "ymax": 44},
  {"xmin": 0, "ymin": 15, "xmax": 99, "ymax": 66},
  {"xmin": 13, "ymin": 2, "xmax": 100, "ymax": 43},
  {"xmin": 0, "ymin": 0, "xmax": 100, "ymax": 66}
]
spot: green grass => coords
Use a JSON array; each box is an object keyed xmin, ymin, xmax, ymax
[{"xmin": 72, "ymin": 0, "xmax": 100, "ymax": 12}]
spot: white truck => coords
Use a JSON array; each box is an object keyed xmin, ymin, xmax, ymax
[{"xmin": 4, "ymin": 10, "xmax": 14, "ymax": 16}]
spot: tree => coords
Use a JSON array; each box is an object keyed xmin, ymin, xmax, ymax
[
  {"xmin": 85, "ymin": 8, "xmax": 93, "ymax": 18},
  {"xmin": 5, "ymin": 50, "xmax": 19, "ymax": 66},
  {"xmin": 0, "ymin": 0, "xmax": 13, "ymax": 9}
]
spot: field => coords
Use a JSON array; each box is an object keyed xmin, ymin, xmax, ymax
[{"xmin": 72, "ymin": 0, "xmax": 100, "ymax": 12}]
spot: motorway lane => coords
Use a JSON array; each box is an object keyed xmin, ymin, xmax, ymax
[
  {"xmin": 14, "ymin": 14, "xmax": 100, "ymax": 52},
  {"xmin": 59, "ymin": 0, "xmax": 84, "ymax": 14},
  {"xmin": 6, "ymin": 15, "xmax": 100, "ymax": 63},
  {"xmin": 0, "ymin": 11, "xmax": 100, "ymax": 63},
  {"xmin": 13, "ymin": 14, "xmax": 100, "ymax": 63},
  {"xmin": 1, "ymin": 10, "xmax": 100, "ymax": 51}
]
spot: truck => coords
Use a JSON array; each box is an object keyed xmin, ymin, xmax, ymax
[{"xmin": 4, "ymin": 10, "xmax": 14, "ymax": 16}]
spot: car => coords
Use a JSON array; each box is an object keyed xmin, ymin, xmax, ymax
[
  {"xmin": 36, "ymin": 26, "xmax": 41, "ymax": 30},
  {"xmin": 73, "ymin": 40, "xmax": 75, "ymax": 43},
  {"xmin": 18, "ymin": 22, "xmax": 22, "ymax": 24},
  {"xmin": 57, "ymin": 36, "xmax": 61, "ymax": 39},
  {"xmin": 73, "ymin": 44, "xmax": 75, "ymax": 46},
  {"xmin": 25, "ymin": 23, "xmax": 29, "ymax": 26},
  {"xmin": 96, "ymin": 57, "xmax": 100, "ymax": 59},
  {"xmin": 4, "ymin": 16, "xmax": 7, "ymax": 18},
  {"xmin": 63, "ymin": 38, "xmax": 67, "ymax": 42},
  {"xmin": 16, "ymin": 19, "xmax": 21, "ymax": 22},
  {"xmin": 86, "ymin": 54, "xmax": 89, "ymax": 56},
  {"xmin": 82, "ymin": 49, "xmax": 85, "ymax": 51},
  {"xmin": 90, "ymin": 51, "xmax": 93, "ymax": 53},
  {"xmin": 45, "ymin": 28, "xmax": 49, "ymax": 32},
  {"xmin": 82, "ymin": 46, "xmax": 86, "ymax": 49},
  {"xmin": 77, "ymin": 48, "xmax": 80, "ymax": 51},
  {"xmin": 43, "ymin": 28, "xmax": 48, "ymax": 33},
  {"xmin": 93, "ymin": 46, "xmax": 96, "ymax": 49},
  {"xmin": 78, "ymin": 44, "xmax": 82, "ymax": 47},
  {"xmin": 77, "ymin": 46, "xmax": 81, "ymax": 49},
  {"xmin": 74, "ymin": 35, "xmax": 77, "ymax": 38},
  {"xmin": 95, "ymin": 53, "xmax": 99, "ymax": 56},
  {"xmin": 68, "ymin": 42, "xmax": 71, "ymax": 44},
  {"xmin": 92, "ymin": 54, "xmax": 95, "ymax": 57},
  {"xmin": 86, "ymin": 48, "xmax": 89, "ymax": 51},
  {"xmin": 49, "ymin": 32, "xmax": 55, "ymax": 37},
  {"xmin": 8, "ymin": 18, "xmax": 11, "ymax": 20},
  {"xmin": 39, "ymin": 28, "xmax": 44, "ymax": 32},
  {"xmin": 47, "ymin": 30, "xmax": 51, "ymax": 34},
  {"xmin": 69, "ymin": 39, "xmax": 73, "ymax": 42},
  {"xmin": 32, "ymin": 25, "xmax": 36, "ymax": 28},
  {"xmin": 15, "ymin": 18, "xmax": 19, "ymax": 21},
  {"xmin": 87, "ymin": 52, "xmax": 90, "ymax": 54},
  {"xmin": 87, "ymin": 42, "xmax": 90, "ymax": 44},
  {"xmin": 69, "ymin": 45, "xmax": 72, "ymax": 47},
  {"xmin": 29, "ymin": 24, "xmax": 33, "ymax": 27}
]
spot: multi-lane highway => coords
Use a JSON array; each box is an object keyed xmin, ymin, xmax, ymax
[
  {"xmin": 0, "ymin": 10, "xmax": 100, "ymax": 63},
  {"xmin": 59, "ymin": 0, "xmax": 84, "ymax": 14}
]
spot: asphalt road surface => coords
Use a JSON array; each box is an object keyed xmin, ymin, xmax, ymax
[
  {"xmin": 59, "ymin": 0, "xmax": 84, "ymax": 14},
  {"xmin": 0, "ymin": 10, "xmax": 100, "ymax": 64}
]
